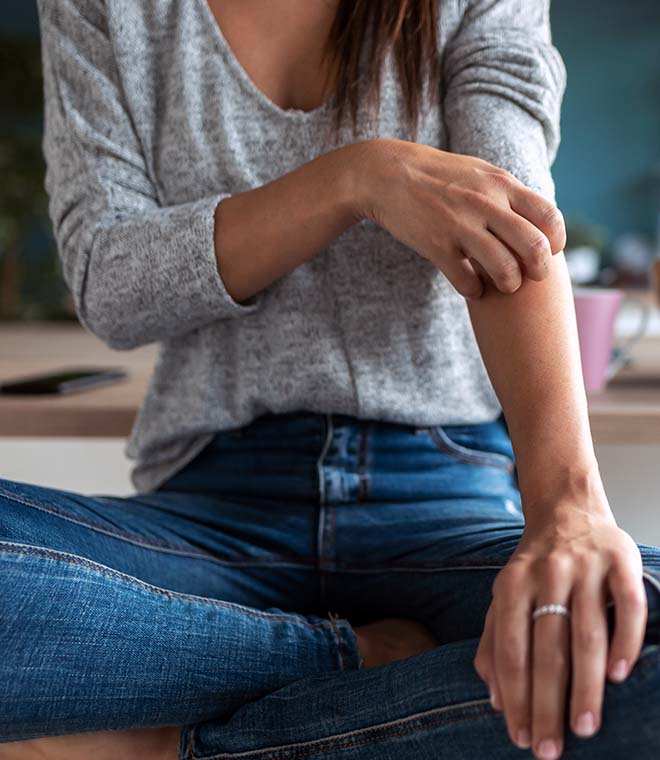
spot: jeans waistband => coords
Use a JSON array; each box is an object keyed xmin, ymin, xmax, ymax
[
  {"xmin": 162, "ymin": 410, "xmax": 516, "ymax": 503},
  {"xmin": 224, "ymin": 410, "xmax": 508, "ymax": 440}
]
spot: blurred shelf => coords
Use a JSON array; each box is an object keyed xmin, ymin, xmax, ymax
[
  {"xmin": 0, "ymin": 323, "xmax": 156, "ymax": 437},
  {"xmin": 1, "ymin": 318, "xmax": 660, "ymax": 443},
  {"xmin": 589, "ymin": 333, "xmax": 660, "ymax": 444}
]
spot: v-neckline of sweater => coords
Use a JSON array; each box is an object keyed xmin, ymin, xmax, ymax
[{"xmin": 197, "ymin": 0, "xmax": 336, "ymax": 122}]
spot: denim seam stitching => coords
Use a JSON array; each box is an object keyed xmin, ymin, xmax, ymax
[
  {"xmin": 329, "ymin": 563, "xmax": 660, "ymax": 576},
  {"xmin": 0, "ymin": 486, "xmax": 196, "ymax": 552},
  {"xmin": 189, "ymin": 726, "xmax": 197, "ymax": 760},
  {"xmin": 326, "ymin": 611, "xmax": 346, "ymax": 671},
  {"xmin": 316, "ymin": 414, "xmax": 333, "ymax": 606},
  {"xmin": 327, "ymin": 501, "xmax": 336, "ymax": 564},
  {"xmin": 356, "ymin": 426, "xmax": 364, "ymax": 502},
  {"xmin": 188, "ymin": 698, "xmax": 491, "ymax": 759},
  {"xmin": 0, "ymin": 486, "xmax": 316, "ymax": 568},
  {"xmin": 428, "ymin": 428, "xmax": 514, "ymax": 471},
  {"xmin": 330, "ymin": 564, "xmax": 508, "ymax": 573},
  {"xmin": 357, "ymin": 424, "xmax": 370, "ymax": 502},
  {"xmin": 0, "ymin": 541, "xmax": 328, "ymax": 626},
  {"xmin": 430, "ymin": 427, "xmax": 513, "ymax": 469},
  {"xmin": 364, "ymin": 424, "xmax": 371, "ymax": 499}
]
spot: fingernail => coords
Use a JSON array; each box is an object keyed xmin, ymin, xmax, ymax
[
  {"xmin": 575, "ymin": 711, "xmax": 596, "ymax": 737},
  {"xmin": 537, "ymin": 739, "xmax": 560, "ymax": 759},
  {"xmin": 610, "ymin": 659, "xmax": 629, "ymax": 682},
  {"xmin": 516, "ymin": 728, "xmax": 531, "ymax": 748},
  {"xmin": 489, "ymin": 689, "xmax": 498, "ymax": 709}
]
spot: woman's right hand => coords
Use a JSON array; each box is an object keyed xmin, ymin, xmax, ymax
[{"xmin": 353, "ymin": 138, "xmax": 567, "ymax": 298}]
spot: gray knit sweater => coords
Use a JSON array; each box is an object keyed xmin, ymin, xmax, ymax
[{"xmin": 37, "ymin": 0, "xmax": 566, "ymax": 494}]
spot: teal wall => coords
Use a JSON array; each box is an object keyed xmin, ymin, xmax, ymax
[
  {"xmin": 3, "ymin": 1, "xmax": 659, "ymax": 241},
  {"xmin": 550, "ymin": 0, "xmax": 660, "ymax": 241},
  {"xmin": 2, "ymin": 1, "xmax": 37, "ymax": 36}
]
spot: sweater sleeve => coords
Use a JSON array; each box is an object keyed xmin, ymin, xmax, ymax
[
  {"xmin": 441, "ymin": 0, "xmax": 567, "ymax": 205},
  {"xmin": 37, "ymin": 0, "xmax": 261, "ymax": 350}
]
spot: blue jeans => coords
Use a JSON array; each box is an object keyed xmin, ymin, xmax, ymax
[{"xmin": 1, "ymin": 411, "xmax": 659, "ymax": 758}]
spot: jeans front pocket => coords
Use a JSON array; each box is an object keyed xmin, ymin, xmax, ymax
[{"xmin": 427, "ymin": 424, "xmax": 515, "ymax": 472}]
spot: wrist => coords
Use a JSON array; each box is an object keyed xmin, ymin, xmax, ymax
[
  {"xmin": 339, "ymin": 138, "xmax": 398, "ymax": 224},
  {"xmin": 519, "ymin": 457, "xmax": 614, "ymax": 523}
]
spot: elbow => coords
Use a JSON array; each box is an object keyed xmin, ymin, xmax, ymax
[
  {"xmin": 58, "ymin": 226, "xmax": 153, "ymax": 350},
  {"xmin": 78, "ymin": 309, "xmax": 150, "ymax": 351},
  {"xmin": 72, "ymin": 237, "xmax": 156, "ymax": 350},
  {"xmin": 93, "ymin": 329, "xmax": 148, "ymax": 352},
  {"xmin": 75, "ymin": 284, "xmax": 153, "ymax": 351}
]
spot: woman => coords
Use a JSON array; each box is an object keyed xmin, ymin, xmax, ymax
[{"xmin": 3, "ymin": 0, "xmax": 659, "ymax": 759}]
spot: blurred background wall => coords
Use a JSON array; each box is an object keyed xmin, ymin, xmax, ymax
[
  {"xmin": 2, "ymin": 0, "xmax": 37, "ymax": 34},
  {"xmin": 552, "ymin": 0, "xmax": 660, "ymax": 244}
]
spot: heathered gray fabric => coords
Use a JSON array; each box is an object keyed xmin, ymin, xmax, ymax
[{"xmin": 37, "ymin": 0, "xmax": 566, "ymax": 494}]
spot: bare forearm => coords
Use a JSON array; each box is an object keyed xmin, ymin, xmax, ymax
[
  {"xmin": 213, "ymin": 143, "xmax": 366, "ymax": 303},
  {"xmin": 467, "ymin": 254, "xmax": 606, "ymax": 515}
]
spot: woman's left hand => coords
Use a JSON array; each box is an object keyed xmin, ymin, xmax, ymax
[{"xmin": 474, "ymin": 495, "xmax": 648, "ymax": 760}]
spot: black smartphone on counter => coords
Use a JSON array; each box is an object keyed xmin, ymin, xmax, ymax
[{"xmin": 0, "ymin": 367, "xmax": 128, "ymax": 395}]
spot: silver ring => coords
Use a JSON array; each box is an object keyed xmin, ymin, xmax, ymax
[{"xmin": 532, "ymin": 603, "xmax": 571, "ymax": 621}]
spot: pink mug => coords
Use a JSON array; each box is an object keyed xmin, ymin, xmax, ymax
[{"xmin": 573, "ymin": 287, "xmax": 650, "ymax": 393}]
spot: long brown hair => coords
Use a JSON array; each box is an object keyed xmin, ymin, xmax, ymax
[{"xmin": 321, "ymin": 1, "xmax": 441, "ymax": 140}]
